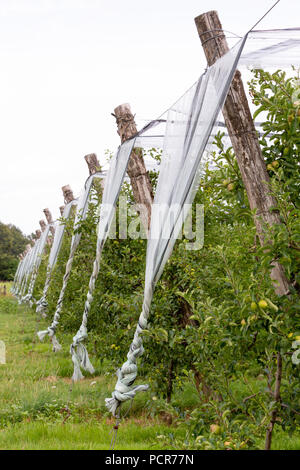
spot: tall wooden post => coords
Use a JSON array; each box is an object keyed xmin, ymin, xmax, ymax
[
  {"xmin": 43, "ymin": 208, "xmax": 55, "ymax": 238},
  {"xmin": 39, "ymin": 220, "xmax": 47, "ymax": 232},
  {"xmin": 84, "ymin": 153, "xmax": 105, "ymax": 194},
  {"xmin": 62, "ymin": 185, "xmax": 75, "ymax": 204},
  {"xmin": 194, "ymin": 11, "xmax": 289, "ymax": 296},
  {"xmin": 113, "ymin": 103, "xmax": 154, "ymax": 231},
  {"xmin": 84, "ymin": 153, "xmax": 101, "ymax": 175}
]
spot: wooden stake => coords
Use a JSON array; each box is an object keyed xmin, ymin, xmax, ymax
[
  {"xmin": 84, "ymin": 153, "xmax": 101, "ymax": 175},
  {"xmin": 61, "ymin": 185, "xmax": 75, "ymax": 204},
  {"xmin": 194, "ymin": 10, "xmax": 290, "ymax": 296},
  {"xmin": 84, "ymin": 154, "xmax": 105, "ymax": 194},
  {"xmin": 113, "ymin": 103, "xmax": 154, "ymax": 231},
  {"xmin": 39, "ymin": 220, "xmax": 47, "ymax": 232},
  {"xmin": 43, "ymin": 208, "xmax": 55, "ymax": 237}
]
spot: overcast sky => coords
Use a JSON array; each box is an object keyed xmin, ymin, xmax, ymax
[{"xmin": 0, "ymin": 0, "xmax": 298, "ymax": 235}]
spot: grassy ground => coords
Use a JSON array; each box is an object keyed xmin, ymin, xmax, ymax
[
  {"xmin": 0, "ymin": 296, "xmax": 299, "ymax": 450},
  {"xmin": 0, "ymin": 296, "xmax": 187, "ymax": 450}
]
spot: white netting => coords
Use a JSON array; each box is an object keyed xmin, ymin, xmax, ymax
[
  {"xmin": 105, "ymin": 36, "xmax": 248, "ymax": 416},
  {"xmin": 239, "ymin": 28, "xmax": 300, "ymax": 68}
]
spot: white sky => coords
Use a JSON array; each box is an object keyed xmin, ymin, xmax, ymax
[{"xmin": 0, "ymin": 0, "xmax": 299, "ymax": 235}]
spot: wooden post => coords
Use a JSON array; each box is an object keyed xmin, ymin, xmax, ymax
[
  {"xmin": 43, "ymin": 208, "xmax": 55, "ymax": 238},
  {"xmin": 194, "ymin": 11, "xmax": 290, "ymax": 296},
  {"xmin": 84, "ymin": 153, "xmax": 101, "ymax": 175},
  {"xmin": 84, "ymin": 154, "xmax": 105, "ymax": 194},
  {"xmin": 59, "ymin": 205, "xmax": 65, "ymax": 216},
  {"xmin": 113, "ymin": 103, "xmax": 154, "ymax": 231},
  {"xmin": 39, "ymin": 220, "xmax": 47, "ymax": 232},
  {"xmin": 61, "ymin": 185, "xmax": 75, "ymax": 204},
  {"xmin": 3, "ymin": 285, "xmax": 6, "ymax": 296}
]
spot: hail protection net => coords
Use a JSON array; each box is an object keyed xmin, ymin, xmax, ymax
[
  {"xmin": 71, "ymin": 172, "xmax": 104, "ymax": 251},
  {"xmin": 34, "ymin": 226, "xmax": 51, "ymax": 270},
  {"xmin": 47, "ymin": 200, "xmax": 78, "ymax": 271},
  {"xmin": 69, "ymin": 140, "xmax": 136, "ymax": 381},
  {"xmin": 25, "ymin": 240, "xmax": 40, "ymax": 281},
  {"xmin": 105, "ymin": 36, "xmax": 248, "ymax": 416},
  {"xmin": 97, "ymin": 139, "xmax": 136, "ymax": 245},
  {"xmin": 239, "ymin": 28, "xmax": 300, "ymax": 68},
  {"xmin": 146, "ymin": 36, "xmax": 247, "ymax": 296}
]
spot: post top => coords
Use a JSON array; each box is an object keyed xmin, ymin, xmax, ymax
[
  {"xmin": 84, "ymin": 153, "xmax": 101, "ymax": 175},
  {"xmin": 194, "ymin": 10, "xmax": 218, "ymax": 21},
  {"xmin": 114, "ymin": 103, "xmax": 132, "ymax": 115},
  {"xmin": 39, "ymin": 220, "xmax": 46, "ymax": 231},
  {"xmin": 61, "ymin": 185, "xmax": 75, "ymax": 204}
]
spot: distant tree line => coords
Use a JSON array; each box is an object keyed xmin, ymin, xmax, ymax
[{"xmin": 0, "ymin": 221, "xmax": 31, "ymax": 280}]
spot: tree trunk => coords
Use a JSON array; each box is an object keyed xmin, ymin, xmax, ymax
[
  {"xmin": 113, "ymin": 103, "xmax": 154, "ymax": 231},
  {"xmin": 194, "ymin": 11, "xmax": 290, "ymax": 296}
]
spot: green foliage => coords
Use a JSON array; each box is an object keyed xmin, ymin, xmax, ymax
[{"xmin": 0, "ymin": 222, "xmax": 30, "ymax": 280}]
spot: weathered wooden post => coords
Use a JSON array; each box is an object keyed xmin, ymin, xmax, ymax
[
  {"xmin": 84, "ymin": 153, "xmax": 105, "ymax": 197},
  {"xmin": 62, "ymin": 185, "xmax": 75, "ymax": 204},
  {"xmin": 194, "ymin": 10, "xmax": 290, "ymax": 296},
  {"xmin": 3, "ymin": 285, "xmax": 6, "ymax": 296},
  {"xmin": 39, "ymin": 220, "xmax": 46, "ymax": 232},
  {"xmin": 84, "ymin": 153, "xmax": 101, "ymax": 175},
  {"xmin": 43, "ymin": 208, "xmax": 55, "ymax": 238},
  {"xmin": 113, "ymin": 103, "xmax": 154, "ymax": 231}
]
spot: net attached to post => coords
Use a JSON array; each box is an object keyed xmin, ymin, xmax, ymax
[
  {"xmin": 37, "ymin": 173, "xmax": 105, "ymax": 352},
  {"xmin": 12, "ymin": 255, "xmax": 25, "ymax": 296},
  {"xmin": 19, "ymin": 240, "xmax": 41, "ymax": 303},
  {"xmin": 105, "ymin": 35, "xmax": 248, "ymax": 416},
  {"xmin": 23, "ymin": 225, "xmax": 52, "ymax": 307},
  {"xmin": 105, "ymin": 27, "xmax": 300, "ymax": 416},
  {"xmin": 36, "ymin": 200, "xmax": 79, "ymax": 316},
  {"xmin": 70, "ymin": 140, "xmax": 136, "ymax": 381},
  {"xmin": 239, "ymin": 28, "xmax": 300, "ymax": 67}
]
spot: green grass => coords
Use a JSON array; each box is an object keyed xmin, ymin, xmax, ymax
[
  {"xmin": 0, "ymin": 297, "xmax": 185, "ymax": 450},
  {"xmin": 0, "ymin": 296, "xmax": 299, "ymax": 450}
]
